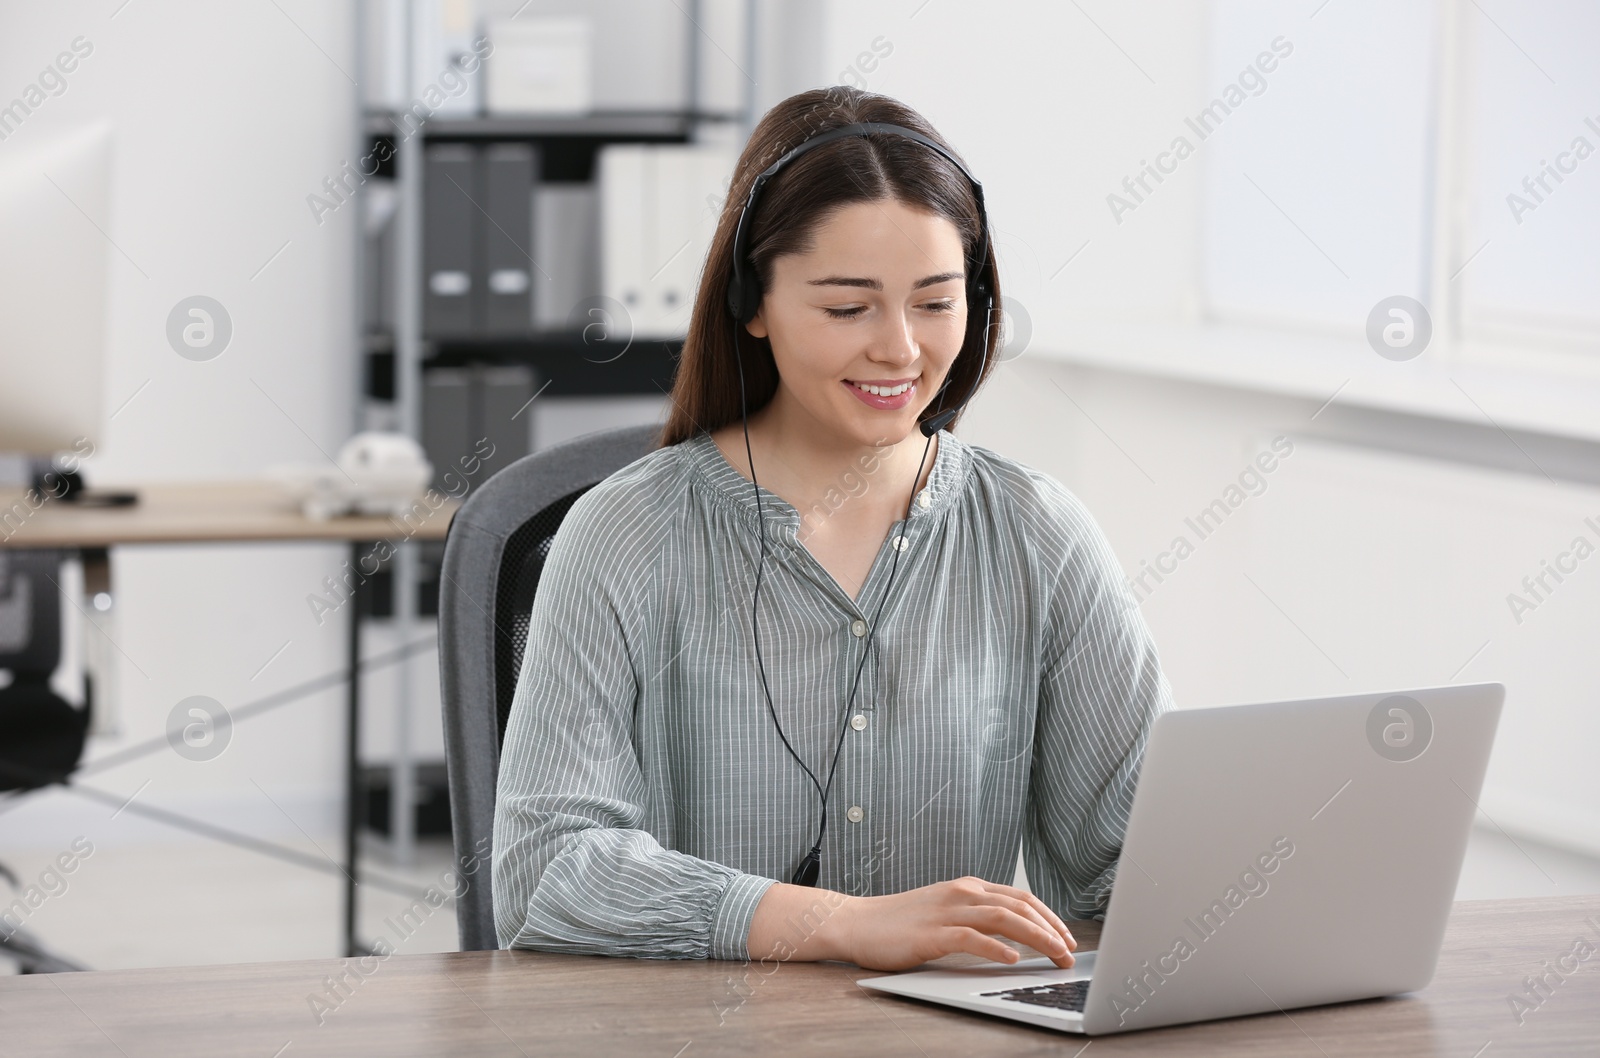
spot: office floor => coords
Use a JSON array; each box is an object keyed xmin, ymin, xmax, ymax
[
  {"xmin": 0, "ymin": 835, "xmax": 462, "ymax": 972},
  {"xmin": 3, "ymin": 824, "xmax": 1598, "ymax": 973}
]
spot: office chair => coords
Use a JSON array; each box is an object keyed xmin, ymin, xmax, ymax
[
  {"xmin": 438, "ymin": 424, "xmax": 659, "ymax": 951},
  {"xmin": 0, "ymin": 548, "xmax": 90, "ymax": 972}
]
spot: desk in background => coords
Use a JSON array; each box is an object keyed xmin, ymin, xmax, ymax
[
  {"xmin": 0, "ymin": 897, "xmax": 1595, "ymax": 1056},
  {"xmin": 0, "ymin": 481, "xmax": 458, "ymax": 958}
]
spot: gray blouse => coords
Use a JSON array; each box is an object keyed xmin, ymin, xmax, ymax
[{"xmin": 492, "ymin": 427, "xmax": 1174, "ymax": 960}]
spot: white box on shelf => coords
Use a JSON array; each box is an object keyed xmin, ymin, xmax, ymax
[
  {"xmin": 485, "ymin": 16, "xmax": 592, "ymax": 115},
  {"xmin": 413, "ymin": 0, "xmax": 483, "ymax": 116},
  {"xmin": 477, "ymin": 0, "xmax": 688, "ymax": 111}
]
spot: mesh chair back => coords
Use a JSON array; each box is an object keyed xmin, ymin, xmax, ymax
[
  {"xmin": 0, "ymin": 550, "xmax": 62, "ymax": 677},
  {"xmin": 438, "ymin": 423, "xmax": 660, "ymax": 951},
  {"xmin": 0, "ymin": 548, "xmax": 88, "ymax": 792}
]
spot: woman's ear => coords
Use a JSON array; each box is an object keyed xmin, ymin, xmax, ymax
[{"xmin": 745, "ymin": 306, "xmax": 769, "ymax": 339}]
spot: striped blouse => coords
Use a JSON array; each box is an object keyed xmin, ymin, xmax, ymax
[{"xmin": 492, "ymin": 427, "xmax": 1175, "ymax": 960}]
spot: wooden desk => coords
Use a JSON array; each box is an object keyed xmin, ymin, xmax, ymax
[
  {"xmin": 0, "ymin": 481, "xmax": 454, "ymax": 548},
  {"xmin": 2, "ymin": 897, "xmax": 1594, "ymax": 1056},
  {"xmin": 0, "ymin": 481, "xmax": 458, "ymax": 958}
]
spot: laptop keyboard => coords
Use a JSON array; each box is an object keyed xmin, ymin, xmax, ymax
[{"xmin": 978, "ymin": 979, "xmax": 1090, "ymax": 1013}]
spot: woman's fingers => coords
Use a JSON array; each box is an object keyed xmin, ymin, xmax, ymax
[
  {"xmin": 853, "ymin": 880, "xmax": 1078, "ymax": 972},
  {"xmin": 1020, "ymin": 892, "xmax": 1076, "ymax": 952},
  {"xmin": 957, "ymin": 883, "xmax": 1067, "ymax": 946},
  {"xmin": 1013, "ymin": 903, "xmax": 1075, "ymax": 963},
  {"xmin": 954, "ymin": 903, "xmax": 1073, "ymax": 967},
  {"xmin": 979, "ymin": 893, "xmax": 1067, "ymax": 953},
  {"xmin": 977, "ymin": 882, "xmax": 1077, "ymax": 950},
  {"xmin": 944, "ymin": 925, "xmax": 1021, "ymax": 965},
  {"xmin": 950, "ymin": 885, "xmax": 1075, "ymax": 966}
]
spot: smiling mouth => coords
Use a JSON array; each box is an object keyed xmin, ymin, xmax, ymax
[{"xmin": 845, "ymin": 379, "xmax": 916, "ymax": 397}]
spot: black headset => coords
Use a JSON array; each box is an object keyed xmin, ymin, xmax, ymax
[{"xmin": 722, "ymin": 121, "xmax": 996, "ymax": 887}]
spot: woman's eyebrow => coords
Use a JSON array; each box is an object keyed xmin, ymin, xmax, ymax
[{"xmin": 806, "ymin": 271, "xmax": 965, "ymax": 291}]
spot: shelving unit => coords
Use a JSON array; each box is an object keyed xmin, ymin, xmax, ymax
[
  {"xmin": 372, "ymin": 109, "xmax": 739, "ymax": 401},
  {"xmin": 360, "ymin": 110, "xmax": 722, "ymax": 416},
  {"xmin": 348, "ymin": 0, "xmax": 751, "ymax": 936}
]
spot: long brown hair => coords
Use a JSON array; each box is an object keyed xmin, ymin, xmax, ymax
[{"xmin": 656, "ymin": 86, "xmax": 1002, "ymax": 448}]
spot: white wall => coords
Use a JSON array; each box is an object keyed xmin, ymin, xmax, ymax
[
  {"xmin": 818, "ymin": 0, "xmax": 1208, "ymax": 334},
  {"xmin": 816, "ymin": 0, "xmax": 1600, "ymax": 854},
  {"xmin": 961, "ymin": 358, "xmax": 1600, "ymax": 854},
  {"xmin": 0, "ymin": 0, "xmax": 367, "ymax": 847}
]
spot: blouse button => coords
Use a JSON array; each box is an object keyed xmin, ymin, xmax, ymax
[
  {"xmin": 891, "ymin": 535, "xmax": 908, "ymax": 552},
  {"xmin": 846, "ymin": 805, "xmax": 865, "ymax": 824},
  {"xmin": 850, "ymin": 713, "xmax": 868, "ymax": 731},
  {"xmin": 850, "ymin": 619, "xmax": 867, "ymax": 637},
  {"xmin": 917, "ymin": 492, "xmax": 931, "ymax": 509}
]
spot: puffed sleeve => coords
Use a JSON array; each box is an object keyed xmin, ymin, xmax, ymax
[
  {"xmin": 491, "ymin": 483, "xmax": 777, "ymax": 959},
  {"xmin": 1020, "ymin": 479, "xmax": 1174, "ymax": 919}
]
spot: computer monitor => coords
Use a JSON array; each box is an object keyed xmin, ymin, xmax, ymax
[{"xmin": 0, "ymin": 122, "xmax": 111, "ymax": 456}]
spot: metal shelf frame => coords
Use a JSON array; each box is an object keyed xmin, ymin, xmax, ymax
[{"xmin": 349, "ymin": 0, "xmax": 748, "ymax": 958}]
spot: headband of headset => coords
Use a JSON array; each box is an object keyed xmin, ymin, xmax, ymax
[{"xmin": 723, "ymin": 121, "xmax": 992, "ymax": 325}]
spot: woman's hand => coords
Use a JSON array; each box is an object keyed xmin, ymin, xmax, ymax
[{"xmin": 835, "ymin": 876, "xmax": 1077, "ymax": 972}]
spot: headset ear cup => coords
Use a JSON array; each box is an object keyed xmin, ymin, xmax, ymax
[{"xmin": 727, "ymin": 273, "xmax": 757, "ymax": 325}]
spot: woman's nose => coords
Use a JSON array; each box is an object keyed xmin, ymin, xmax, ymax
[{"xmin": 872, "ymin": 310, "xmax": 918, "ymax": 365}]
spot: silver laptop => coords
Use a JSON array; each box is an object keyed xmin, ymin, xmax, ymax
[{"xmin": 857, "ymin": 682, "xmax": 1504, "ymax": 1035}]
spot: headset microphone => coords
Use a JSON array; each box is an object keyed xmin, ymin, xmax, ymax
[{"xmin": 724, "ymin": 121, "xmax": 993, "ymax": 887}]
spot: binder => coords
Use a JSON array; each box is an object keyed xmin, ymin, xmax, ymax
[
  {"xmin": 421, "ymin": 368, "xmax": 470, "ymax": 492},
  {"xmin": 478, "ymin": 364, "xmax": 537, "ymax": 463},
  {"xmin": 599, "ymin": 144, "xmax": 647, "ymax": 334},
  {"xmin": 652, "ymin": 147, "xmax": 734, "ymax": 335},
  {"xmin": 533, "ymin": 182, "xmax": 598, "ymax": 332},
  {"xmin": 362, "ymin": 183, "xmax": 398, "ymax": 333},
  {"xmin": 421, "ymin": 364, "xmax": 536, "ymax": 492},
  {"xmin": 600, "ymin": 144, "xmax": 734, "ymax": 338},
  {"xmin": 481, "ymin": 143, "xmax": 537, "ymax": 336},
  {"xmin": 423, "ymin": 143, "xmax": 478, "ymax": 338}
]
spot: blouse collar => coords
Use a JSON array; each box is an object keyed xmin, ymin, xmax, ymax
[{"xmin": 683, "ymin": 426, "xmax": 971, "ymax": 534}]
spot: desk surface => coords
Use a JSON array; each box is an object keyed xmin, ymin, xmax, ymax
[
  {"xmin": 1, "ymin": 896, "xmax": 1594, "ymax": 1056},
  {"xmin": 0, "ymin": 481, "xmax": 456, "ymax": 548}
]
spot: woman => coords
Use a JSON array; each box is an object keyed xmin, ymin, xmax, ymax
[{"xmin": 492, "ymin": 86, "xmax": 1174, "ymax": 973}]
